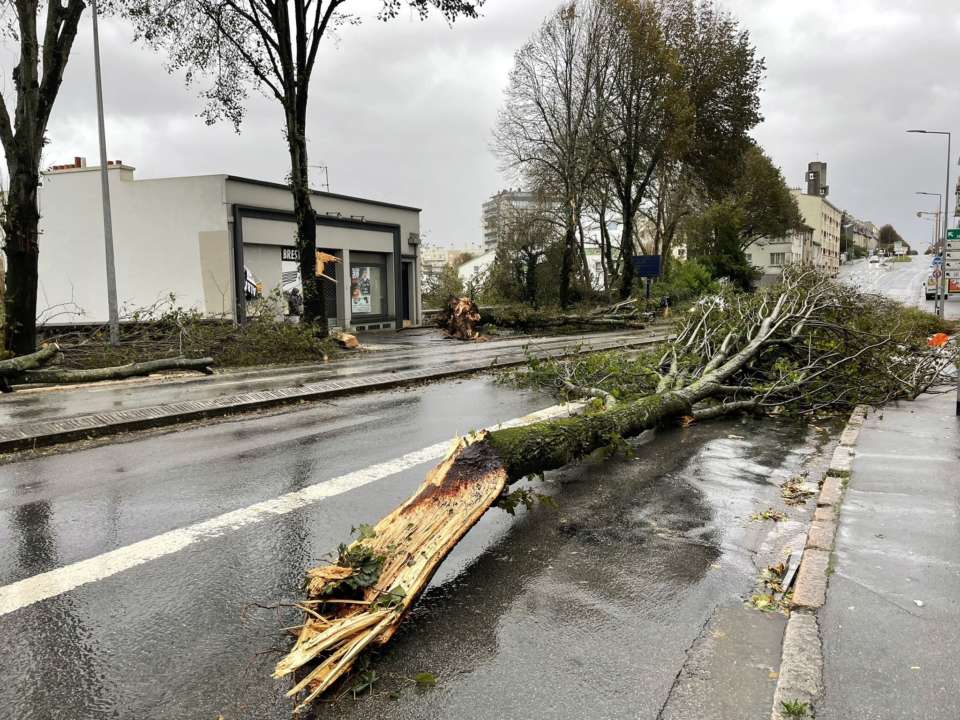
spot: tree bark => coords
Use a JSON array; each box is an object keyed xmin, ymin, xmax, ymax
[
  {"xmin": 0, "ymin": 341, "xmax": 58, "ymax": 376},
  {"xmin": 559, "ymin": 205, "xmax": 576, "ymax": 308},
  {"xmin": 2, "ymin": 197, "xmax": 40, "ymax": 356},
  {"xmin": 618, "ymin": 208, "xmax": 636, "ymax": 300},
  {"xmin": 287, "ymin": 112, "xmax": 327, "ymax": 335},
  {"xmin": 1, "ymin": 0, "xmax": 85, "ymax": 355}
]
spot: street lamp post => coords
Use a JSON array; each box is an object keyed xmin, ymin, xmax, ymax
[
  {"xmin": 917, "ymin": 210, "xmax": 941, "ymax": 254},
  {"xmin": 92, "ymin": 0, "xmax": 120, "ymax": 346},
  {"xmin": 908, "ymin": 130, "xmax": 952, "ymax": 319},
  {"xmin": 917, "ymin": 191, "xmax": 943, "ymax": 312}
]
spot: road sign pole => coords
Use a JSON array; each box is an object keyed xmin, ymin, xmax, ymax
[{"xmin": 939, "ymin": 134, "xmax": 952, "ymax": 318}]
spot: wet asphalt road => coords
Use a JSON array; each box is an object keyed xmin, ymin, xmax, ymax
[
  {"xmin": 0, "ymin": 328, "xmax": 665, "ymax": 428},
  {"xmin": 0, "ymin": 374, "xmax": 830, "ymax": 720},
  {"xmin": 839, "ymin": 257, "xmax": 960, "ymax": 320}
]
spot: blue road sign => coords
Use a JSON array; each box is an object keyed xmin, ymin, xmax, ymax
[{"xmin": 632, "ymin": 255, "xmax": 662, "ymax": 278}]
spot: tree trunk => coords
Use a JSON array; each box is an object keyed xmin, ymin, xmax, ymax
[
  {"xmin": 559, "ymin": 210, "xmax": 576, "ymax": 309},
  {"xmin": 0, "ymin": 341, "xmax": 58, "ymax": 376},
  {"xmin": 524, "ymin": 252, "xmax": 538, "ymax": 306},
  {"xmin": 576, "ymin": 216, "xmax": 590, "ymax": 289},
  {"xmin": 2, "ymin": 170, "xmax": 42, "ymax": 356},
  {"xmin": 597, "ymin": 202, "xmax": 611, "ymax": 291},
  {"xmin": 286, "ymin": 113, "xmax": 327, "ymax": 335},
  {"xmin": 14, "ymin": 356, "xmax": 214, "ymax": 385},
  {"xmin": 275, "ymin": 388, "xmax": 696, "ymax": 705},
  {"xmin": 618, "ymin": 209, "xmax": 635, "ymax": 300}
]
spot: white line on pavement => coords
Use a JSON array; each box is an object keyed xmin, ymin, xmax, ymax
[{"xmin": 0, "ymin": 401, "xmax": 584, "ymax": 617}]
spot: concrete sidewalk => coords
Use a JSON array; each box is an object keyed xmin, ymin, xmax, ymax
[
  {"xmin": 818, "ymin": 392, "xmax": 960, "ymax": 719},
  {"xmin": 0, "ymin": 327, "xmax": 668, "ymax": 453}
]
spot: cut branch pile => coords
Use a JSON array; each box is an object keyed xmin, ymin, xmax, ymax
[
  {"xmin": 0, "ymin": 342, "xmax": 214, "ymax": 392},
  {"xmin": 278, "ymin": 269, "xmax": 957, "ymax": 709}
]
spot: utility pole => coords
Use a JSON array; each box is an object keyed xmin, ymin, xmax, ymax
[{"xmin": 92, "ymin": 0, "xmax": 120, "ymax": 345}]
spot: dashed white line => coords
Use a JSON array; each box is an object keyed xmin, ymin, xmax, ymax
[{"xmin": 0, "ymin": 401, "xmax": 583, "ymax": 617}]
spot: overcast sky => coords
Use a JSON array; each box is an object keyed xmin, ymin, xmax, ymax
[{"xmin": 21, "ymin": 0, "xmax": 960, "ymax": 250}]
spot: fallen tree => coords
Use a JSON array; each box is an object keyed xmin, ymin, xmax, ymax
[
  {"xmin": 0, "ymin": 343, "xmax": 214, "ymax": 391},
  {"xmin": 12, "ymin": 356, "xmax": 214, "ymax": 385},
  {"xmin": 0, "ymin": 343, "xmax": 60, "ymax": 377},
  {"xmin": 276, "ymin": 269, "xmax": 956, "ymax": 710}
]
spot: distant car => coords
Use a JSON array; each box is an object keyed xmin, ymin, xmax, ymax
[{"xmin": 868, "ymin": 255, "xmax": 879, "ymax": 264}]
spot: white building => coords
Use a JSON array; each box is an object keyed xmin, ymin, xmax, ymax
[
  {"xmin": 31, "ymin": 159, "xmax": 423, "ymax": 331},
  {"xmin": 747, "ymin": 186, "xmax": 842, "ymax": 283}
]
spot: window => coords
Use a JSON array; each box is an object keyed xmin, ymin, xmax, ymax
[
  {"xmin": 770, "ymin": 252, "xmax": 787, "ymax": 266},
  {"xmin": 350, "ymin": 265, "xmax": 386, "ymax": 315}
]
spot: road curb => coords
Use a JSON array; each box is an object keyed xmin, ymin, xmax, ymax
[
  {"xmin": 770, "ymin": 404, "xmax": 868, "ymax": 719},
  {"xmin": 0, "ymin": 334, "xmax": 665, "ymax": 455}
]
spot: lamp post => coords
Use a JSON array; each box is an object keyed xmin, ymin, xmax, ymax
[
  {"xmin": 92, "ymin": 0, "xmax": 120, "ymax": 345},
  {"xmin": 916, "ymin": 191, "xmax": 943, "ymax": 311},
  {"xmin": 916, "ymin": 210, "xmax": 941, "ymax": 254},
  {"xmin": 908, "ymin": 130, "xmax": 952, "ymax": 318}
]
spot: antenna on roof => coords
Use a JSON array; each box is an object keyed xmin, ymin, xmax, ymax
[{"xmin": 311, "ymin": 164, "xmax": 330, "ymax": 193}]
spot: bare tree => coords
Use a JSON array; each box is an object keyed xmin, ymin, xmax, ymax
[
  {"xmin": 591, "ymin": 0, "xmax": 684, "ymax": 299},
  {"xmin": 129, "ymin": 0, "xmax": 484, "ymax": 333},
  {"xmin": 1, "ymin": 0, "xmax": 87, "ymax": 354},
  {"xmin": 493, "ymin": 1, "xmax": 605, "ymax": 308}
]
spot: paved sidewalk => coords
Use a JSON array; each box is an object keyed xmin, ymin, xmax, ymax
[
  {"xmin": 0, "ymin": 327, "xmax": 668, "ymax": 453},
  {"xmin": 819, "ymin": 391, "xmax": 960, "ymax": 719}
]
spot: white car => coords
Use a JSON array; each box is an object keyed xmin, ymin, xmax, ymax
[{"xmin": 868, "ymin": 255, "xmax": 879, "ymax": 264}]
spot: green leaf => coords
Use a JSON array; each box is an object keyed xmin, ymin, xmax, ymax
[{"xmin": 414, "ymin": 672, "xmax": 437, "ymax": 688}]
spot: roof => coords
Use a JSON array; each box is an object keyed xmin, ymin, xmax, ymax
[{"xmin": 226, "ymin": 175, "xmax": 421, "ymax": 213}]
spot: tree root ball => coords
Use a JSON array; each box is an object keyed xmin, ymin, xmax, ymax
[{"xmin": 436, "ymin": 296, "xmax": 483, "ymax": 341}]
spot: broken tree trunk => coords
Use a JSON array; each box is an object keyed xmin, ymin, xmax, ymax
[
  {"xmin": 274, "ymin": 390, "xmax": 696, "ymax": 709},
  {"xmin": 0, "ymin": 342, "xmax": 60, "ymax": 376},
  {"xmin": 11, "ymin": 355, "xmax": 214, "ymax": 385}
]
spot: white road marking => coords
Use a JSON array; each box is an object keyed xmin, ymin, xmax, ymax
[{"xmin": 0, "ymin": 401, "xmax": 584, "ymax": 617}]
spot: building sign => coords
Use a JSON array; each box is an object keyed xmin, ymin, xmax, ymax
[
  {"xmin": 351, "ymin": 267, "xmax": 373, "ymax": 314},
  {"xmin": 281, "ymin": 247, "xmax": 300, "ymax": 262},
  {"xmin": 631, "ymin": 255, "xmax": 662, "ymax": 278}
]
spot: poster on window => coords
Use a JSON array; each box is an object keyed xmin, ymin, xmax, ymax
[{"xmin": 351, "ymin": 267, "xmax": 372, "ymax": 314}]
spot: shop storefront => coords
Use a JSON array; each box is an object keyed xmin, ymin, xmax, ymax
[{"xmin": 227, "ymin": 176, "xmax": 422, "ymax": 331}]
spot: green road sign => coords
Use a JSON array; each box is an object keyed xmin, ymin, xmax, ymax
[{"xmin": 948, "ymin": 228, "xmax": 960, "ymax": 240}]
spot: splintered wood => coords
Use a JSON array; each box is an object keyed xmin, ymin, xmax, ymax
[{"xmin": 274, "ymin": 432, "xmax": 508, "ymax": 711}]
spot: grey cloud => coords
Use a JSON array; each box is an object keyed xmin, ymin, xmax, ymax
[{"xmin": 21, "ymin": 0, "xmax": 960, "ymax": 251}]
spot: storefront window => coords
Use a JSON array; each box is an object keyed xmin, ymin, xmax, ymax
[{"xmin": 351, "ymin": 265, "xmax": 385, "ymax": 315}]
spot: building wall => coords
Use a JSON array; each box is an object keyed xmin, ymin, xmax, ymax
[
  {"xmin": 32, "ymin": 168, "xmax": 422, "ymax": 328},
  {"xmin": 36, "ymin": 168, "xmax": 229, "ymax": 322},
  {"xmin": 795, "ymin": 191, "xmax": 842, "ymax": 273},
  {"xmin": 746, "ymin": 229, "xmax": 810, "ymax": 281}
]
